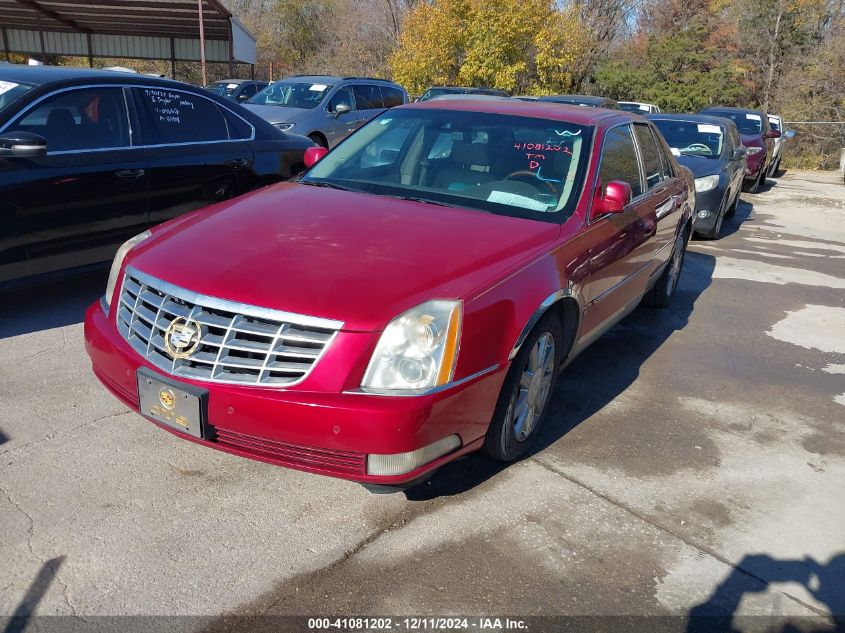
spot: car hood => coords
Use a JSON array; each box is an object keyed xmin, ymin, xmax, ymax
[
  {"xmin": 242, "ymin": 104, "xmax": 312, "ymax": 124},
  {"xmin": 128, "ymin": 183, "xmax": 561, "ymax": 332},
  {"xmin": 675, "ymin": 154, "xmax": 723, "ymax": 178}
]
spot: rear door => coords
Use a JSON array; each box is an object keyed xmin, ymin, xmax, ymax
[
  {"xmin": 633, "ymin": 122, "xmax": 683, "ymax": 268},
  {"xmin": 133, "ymin": 86, "xmax": 253, "ymax": 226},
  {"xmin": 0, "ymin": 85, "xmax": 148, "ymax": 284},
  {"xmin": 350, "ymin": 83, "xmax": 386, "ymax": 132},
  {"xmin": 581, "ymin": 123, "xmax": 657, "ymax": 334}
]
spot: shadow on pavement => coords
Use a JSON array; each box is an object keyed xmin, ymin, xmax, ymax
[
  {"xmin": 0, "ymin": 270, "xmax": 106, "ymax": 339},
  {"xmin": 686, "ymin": 553, "xmax": 845, "ymax": 633},
  {"xmin": 406, "ymin": 249, "xmax": 717, "ymax": 501},
  {"xmin": 0, "ymin": 428, "xmax": 8, "ymax": 446},
  {"xmin": 717, "ymin": 197, "xmax": 755, "ymax": 240},
  {"xmin": 2, "ymin": 556, "xmax": 65, "ymax": 633}
]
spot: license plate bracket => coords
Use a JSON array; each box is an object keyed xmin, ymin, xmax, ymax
[{"xmin": 136, "ymin": 367, "xmax": 208, "ymax": 439}]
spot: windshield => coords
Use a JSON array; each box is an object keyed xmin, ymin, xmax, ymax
[
  {"xmin": 206, "ymin": 82, "xmax": 239, "ymax": 96},
  {"xmin": 0, "ymin": 80, "xmax": 35, "ymax": 116},
  {"xmin": 301, "ymin": 108, "xmax": 593, "ymax": 224},
  {"xmin": 654, "ymin": 120, "xmax": 724, "ymax": 158},
  {"xmin": 248, "ymin": 81, "xmax": 331, "ymax": 108},
  {"xmin": 419, "ymin": 88, "xmax": 462, "ymax": 102},
  {"xmin": 707, "ymin": 110, "xmax": 762, "ymax": 135}
]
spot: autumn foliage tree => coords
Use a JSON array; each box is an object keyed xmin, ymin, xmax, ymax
[{"xmin": 389, "ymin": 0, "xmax": 589, "ymax": 95}]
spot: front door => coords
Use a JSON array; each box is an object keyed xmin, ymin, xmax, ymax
[
  {"xmin": 0, "ymin": 86, "xmax": 148, "ymax": 285},
  {"xmin": 580, "ymin": 124, "xmax": 657, "ymax": 335}
]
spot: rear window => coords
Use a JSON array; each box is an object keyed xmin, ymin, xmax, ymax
[
  {"xmin": 381, "ymin": 86, "xmax": 405, "ymax": 108},
  {"xmin": 706, "ymin": 110, "xmax": 762, "ymax": 135}
]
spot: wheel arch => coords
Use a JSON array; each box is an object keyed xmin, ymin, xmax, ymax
[{"xmin": 508, "ymin": 291, "xmax": 581, "ymax": 367}]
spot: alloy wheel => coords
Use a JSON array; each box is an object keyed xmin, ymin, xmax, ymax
[{"xmin": 509, "ymin": 332, "xmax": 556, "ymax": 442}]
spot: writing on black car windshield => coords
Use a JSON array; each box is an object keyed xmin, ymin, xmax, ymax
[
  {"xmin": 302, "ymin": 109, "xmax": 590, "ymax": 221},
  {"xmin": 654, "ymin": 121, "xmax": 724, "ymax": 158},
  {"xmin": 248, "ymin": 81, "xmax": 330, "ymax": 108},
  {"xmin": 0, "ymin": 79, "xmax": 34, "ymax": 114}
]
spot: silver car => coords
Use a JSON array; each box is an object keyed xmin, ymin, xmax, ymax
[{"xmin": 244, "ymin": 75, "xmax": 407, "ymax": 148}]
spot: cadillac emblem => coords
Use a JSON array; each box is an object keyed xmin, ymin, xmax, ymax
[
  {"xmin": 158, "ymin": 387, "xmax": 176, "ymax": 410},
  {"xmin": 163, "ymin": 317, "xmax": 202, "ymax": 359}
]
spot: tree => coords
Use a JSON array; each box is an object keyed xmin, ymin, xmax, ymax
[{"xmin": 390, "ymin": 0, "xmax": 589, "ymax": 95}]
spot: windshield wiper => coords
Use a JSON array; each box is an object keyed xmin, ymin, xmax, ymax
[
  {"xmin": 299, "ymin": 180, "xmax": 354, "ymax": 191},
  {"xmin": 385, "ymin": 195, "xmax": 461, "ymax": 208}
]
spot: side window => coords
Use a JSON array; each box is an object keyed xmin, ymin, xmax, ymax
[
  {"xmin": 240, "ymin": 84, "xmax": 258, "ymax": 98},
  {"xmin": 598, "ymin": 125, "xmax": 643, "ymax": 199},
  {"xmin": 10, "ymin": 87, "xmax": 130, "ymax": 152},
  {"xmin": 381, "ymin": 86, "xmax": 405, "ymax": 108},
  {"xmin": 352, "ymin": 84, "xmax": 384, "ymax": 110},
  {"xmin": 327, "ymin": 86, "xmax": 354, "ymax": 113},
  {"xmin": 138, "ymin": 88, "xmax": 229, "ymax": 144},
  {"xmin": 220, "ymin": 108, "xmax": 253, "ymax": 140},
  {"xmin": 633, "ymin": 123, "xmax": 663, "ymax": 190},
  {"xmin": 650, "ymin": 127, "xmax": 674, "ymax": 181}
]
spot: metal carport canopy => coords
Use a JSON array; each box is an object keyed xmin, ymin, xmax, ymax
[{"xmin": 0, "ymin": 0, "xmax": 257, "ymax": 68}]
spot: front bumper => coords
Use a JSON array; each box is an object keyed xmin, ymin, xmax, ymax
[
  {"xmin": 84, "ymin": 300, "xmax": 506, "ymax": 484},
  {"xmin": 692, "ymin": 184, "xmax": 725, "ymax": 233}
]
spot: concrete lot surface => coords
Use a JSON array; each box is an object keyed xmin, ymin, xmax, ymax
[{"xmin": 1, "ymin": 171, "xmax": 843, "ymax": 630}]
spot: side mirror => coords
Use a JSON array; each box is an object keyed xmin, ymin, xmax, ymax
[
  {"xmin": 237, "ymin": 93, "xmax": 249, "ymax": 101},
  {"xmin": 0, "ymin": 132, "xmax": 47, "ymax": 158},
  {"xmin": 303, "ymin": 145, "xmax": 329, "ymax": 168},
  {"xmin": 731, "ymin": 147, "xmax": 747, "ymax": 161},
  {"xmin": 593, "ymin": 180, "xmax": 632, "ymax": 216},
  {"xmin": 785, "ymin": 130, "xmax": 796, "ymax": 139},
  {"xmin": 333, "ymin": 103, "xmax": 351, "ymax": 118},
  {"xmin": 765, "ymin": 129, "xmax": 782, "ymax": 139}
]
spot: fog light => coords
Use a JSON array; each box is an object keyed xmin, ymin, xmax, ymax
[
  {"xmin": 366, "ymin": 435, "xmax": 461, "ymax": 476},
  {"xmin": 697, "ymin": 209, "xmax": 711, "ymax": 219}
]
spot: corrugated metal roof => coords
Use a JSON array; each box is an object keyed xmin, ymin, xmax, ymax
[{"xmin": 0, "ymin": 0, "xmax": 255, "ymax": 63}]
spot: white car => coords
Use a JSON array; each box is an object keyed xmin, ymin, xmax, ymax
[
  {"xmin": 766, "ymin": 114, "xmax": 796, "ymax": 177},
  {"xmin": 619, "ymin": 101, "xmax": 661, "ymax": 114}
]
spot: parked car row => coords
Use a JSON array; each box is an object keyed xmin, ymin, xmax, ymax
[{"xmin": 0, "ymin": 65, "xmax": 786, "ymax": 491}]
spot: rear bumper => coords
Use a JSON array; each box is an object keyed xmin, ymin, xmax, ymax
[{"xmin": 84, "ymin": 300, "xmax": 506, "ymax": 484}]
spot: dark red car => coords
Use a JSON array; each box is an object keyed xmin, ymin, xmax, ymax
[
  {"xmin": 85, "ymin": 100, "xmax": 694, "ymax": 487},
  {"xmin": 700, "ymin": 106, "xmax": 780, "ymax": 193}
]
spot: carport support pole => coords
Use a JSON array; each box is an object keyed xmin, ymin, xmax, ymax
[
  {"xmin": 170, "ymin": 38, "xmax": 176, "ymax": 80},
  {"xmin": 198, "ymin": 0, "xmax": 208, "ymax": 86},
  {"xmin": 86, "ymin": 33, "xmax": 93, "ymax": 67},
  {"xmin": 227, "ymin": 23, "xmax": 234, "ymax": 77},
  {"xmin": 1, "ymin": 28, "xmax": 9, "ymax": 62}
]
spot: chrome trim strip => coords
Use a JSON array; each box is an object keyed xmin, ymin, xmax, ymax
[
  {"xmin": 126, "ymin": 266, "xmax": 343, "ymax": 331},
  {"xmin": 344, "ymin": 364, "xmax": 501, "ymax": 397},
  {"xmin": 508, "ymin": 288, "xmax": 577, "ymax": 360},
  {"xmin": 0, "ymin": 83, "xmax": 256, "ymax": 151}
]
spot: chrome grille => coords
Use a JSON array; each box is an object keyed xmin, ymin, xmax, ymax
[{"xmin": 116, "ymin": 267, "xmax": 342, "ymax": 387}]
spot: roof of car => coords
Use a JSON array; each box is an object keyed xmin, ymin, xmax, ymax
[
  {"xmin": 210, "ymin": 79, "xmax": 264, "ymax": 85},
  {"xmin": 0, "ymin": 63, "xmax": 188, "ymax": 88},
  {"xmin": 403, "ymin": 98, "xmax": 627, "ymax": 125},
  {"xmin": 540, "ymin": 94, "xmax": 616, "ymax": 104},
  {"xmin": 701, "ymin": 105, "xmax": 765, "ymax": 114},
  {"xmin": 649, "ymin": 113, "xmax": 738, "ymax": 128},
  {"xmin": 276, "ymin": 75, "xmax": 398, "ymax": 85}
]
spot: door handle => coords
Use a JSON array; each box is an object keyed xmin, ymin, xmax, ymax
[
  {"xmin": 114, "ymin": 169, "xmax": 145, "ymax": 180},
  {"xmin": 226, "ymin": 158, "xmax": 248, "ymax": 170},
  {"xmin": 655, "ymin": 197, "xmax": 674, "ymax": 220}
]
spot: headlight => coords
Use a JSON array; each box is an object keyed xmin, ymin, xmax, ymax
[
  {"xmin": 745, "ymin": 146, "xmax": 762, "ymax": 155},
  {"xmin": 361, "ymin": 300, "xmax": 462, "ymax": 392},
  {"xmin": 694, "ymin": 175, "xmax": 720, "ymax": 193},
  {"xmin": 104, "ymin": 230, "xmax": 151, "ymax": 310},
  {"xmin": 273, "ymin": 122, "xmax": 295, "ymax": 132}
]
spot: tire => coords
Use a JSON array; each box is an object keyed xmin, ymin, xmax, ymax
[
  {"xmin": 484, "ymin": 313, "xmax": 563, "ymax": 462},
  {"xmin": 744, "ymin": 165, "xmax": 765, "ymax": 194},
  {"xmin": 725, "ymin": 189, "xmax": 739, "ymax": 217},
  {"xmin": 644, "ymin": 227, "xmax": 688, "ymax": 308},
  {"xmin": 700, "ymin": 195, "xmax": 727, "ymax": 240},
  {"xmin": 308, "ymin": 133, "xmax": 328, "ymax": 149}
]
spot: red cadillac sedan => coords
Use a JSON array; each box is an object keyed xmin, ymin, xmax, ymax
[{"xmin": 85, "ymin": 100, "xmax": 694, "ymax": 488}]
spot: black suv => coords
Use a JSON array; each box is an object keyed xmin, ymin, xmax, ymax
[{"xmin": 0, "ymin": 65, "xmax": 312, "ymax": 287}]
